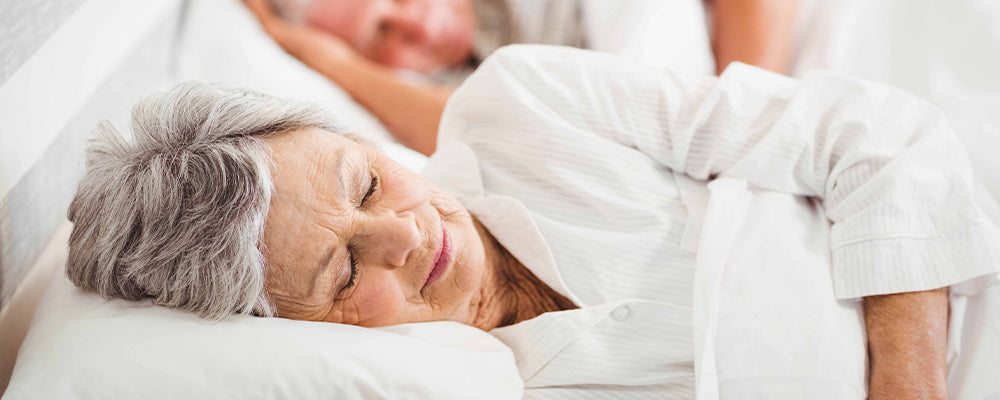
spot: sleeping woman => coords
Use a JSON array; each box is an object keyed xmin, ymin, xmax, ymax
[{"xmin": 65, "ymin": 46, "xmax": 1000, "ymax": 399}]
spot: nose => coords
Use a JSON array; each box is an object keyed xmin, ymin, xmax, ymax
[
  {"xmin": 359, "ymin": 210, "xmax": 422, "ymax": 269},
  {"xmin": 384, "ymin": 3, "xmax": 432, "ymax": 44}
]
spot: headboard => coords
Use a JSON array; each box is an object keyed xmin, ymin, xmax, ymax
[{"xmin": 0, "ymin": 0, "xmax": 187, "ymax": 308}]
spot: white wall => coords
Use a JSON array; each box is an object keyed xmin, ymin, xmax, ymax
[
  {"xmin": 0, "ymin": 0, "xmax": 180, "ymax": 198},
  {"xmin": 0, "ymin": 1, "xmax": 184, "ymax": 389}
]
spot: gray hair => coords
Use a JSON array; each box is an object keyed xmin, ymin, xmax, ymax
[{"xmin": 66, "ymin": 81, "xmax": 340, "ymax": 320}]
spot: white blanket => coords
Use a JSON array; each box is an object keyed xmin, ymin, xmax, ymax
[
  {"xmin": 701, "ymin": 182, "xmax": 999, "ymax": 400},
  {"xmin": 791, "ymin": 3, "xmax": 1000, "ymax": 396}
]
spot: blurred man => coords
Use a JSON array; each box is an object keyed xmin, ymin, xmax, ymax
[{"xmin": 245, "ymin": 0, "xmax": 798, "ymax": 156}]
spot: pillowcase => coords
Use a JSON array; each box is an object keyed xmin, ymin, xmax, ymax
[{"xmin": 4, "ymin": 237, "xmax": 522, "ymax": 399}]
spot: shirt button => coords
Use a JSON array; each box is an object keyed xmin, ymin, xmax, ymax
[{"xmin": 611, "ymin": 305, "xmax": 631, "ymax": 321}]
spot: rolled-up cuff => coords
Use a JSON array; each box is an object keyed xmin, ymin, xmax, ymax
[{"xmin": 832, "ymin": 220, "xmax": 1000, "ymax": 299}]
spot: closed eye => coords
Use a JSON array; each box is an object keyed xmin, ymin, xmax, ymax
[
  {"xmin": 361, "ymin": 174, "xmax": 379, "ymax": 206},
  {"xmin": 342, "ymin": 250, "xmax": 359, "ymax": 292},
  {"xmin": 340, "ymin": 173, "xmax": 377, "ymax": 296}
]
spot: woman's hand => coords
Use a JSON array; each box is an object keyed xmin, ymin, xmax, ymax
[{"xmin": 242, "ymin": 0, "xmax": 358, "ymax": 68}]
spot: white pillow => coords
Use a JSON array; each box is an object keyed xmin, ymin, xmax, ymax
[{"xmin": 4, "ymin": 239, "xmax": 522, "ymax": 399}]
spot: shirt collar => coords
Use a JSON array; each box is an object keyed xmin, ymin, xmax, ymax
[{"xmin": 422, "ymin": 141, "xmax": 581, "ymax": 304}]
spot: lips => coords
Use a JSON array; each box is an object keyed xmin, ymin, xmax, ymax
[{"xmin": 423, "ymin": 225, "xmax": 451, "ymax": 288}]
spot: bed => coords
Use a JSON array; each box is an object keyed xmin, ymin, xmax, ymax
[{"xmin": 1, "ymin": 0, "xmax": 998, "ymax": 398}]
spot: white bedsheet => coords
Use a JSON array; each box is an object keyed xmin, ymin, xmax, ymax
[{"xmin": 698, "ymin": 180, "xmax": 868, "ymax": 400}]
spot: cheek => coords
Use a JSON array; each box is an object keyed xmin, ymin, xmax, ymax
[
  {"xmin": 436, "ymin": 209, "xmax": 486, "ymax": 297},
  {"xmin": 430, "ymin": 188, "xmax": 467, "ymax": 223},
  {"xmin": 452, "ymin": 227, "xmax": 485, "ymax": 290},
  {"xmin": 350, "ymin": 277, "xmax": 411, "ymax": 326}
]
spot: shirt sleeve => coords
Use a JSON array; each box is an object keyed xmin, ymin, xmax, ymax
[{"xmin": 442, "ymin": 44, "xmax": 1000, "ymax": 299}]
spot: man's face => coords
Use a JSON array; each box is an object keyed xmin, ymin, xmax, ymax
[{"xmin": 303, "ymin": 0, "xmax": 476, "ymax": 73}]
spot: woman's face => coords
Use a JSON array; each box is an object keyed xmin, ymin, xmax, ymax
[
  {"xmin": 303, "ymin": 0, "xmax": 476, "ymax": 73},
  {"xmin": 261, "ymin": 128, "xmax": 487, "ymax": 327}
]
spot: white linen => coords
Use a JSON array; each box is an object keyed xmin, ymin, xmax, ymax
[
  {"xmin": 792, "ymin": 0, "xmax": 1000, "ymax": 203},
  {"xmin": 792, "ymin": 3, "xmax": 1000, "ymax": 397},
  {"xmin": 710, "ymin": 186, "xmax": 868, "ymax": 399},
  {"xmin": 947, "ymin": 282, "xmax": 1000, "ymax": 400},
  {"xmin": 694, "ymin": 178, "xmax": 752, "ymax": 400},
  {"xmin": 581, "ymin": 0, "xmax": 714, "ymax": 81},
  {"xmin": 690, "ymin": 178, "xmax": 752, "ymax": 400},
  {"xmin": 4, "ymin": 246, "xmax": 522, "ymax": 400},
  {"xmin": 424, "ymin": 45, "xmax": 1000, "ymax": 398}
]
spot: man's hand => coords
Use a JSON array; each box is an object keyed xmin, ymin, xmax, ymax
[
  {"xmin": 240, "ymin": 0, "xmax": 451, "ymax": 156},
  {"xmin": 711, "ymin": 0, "xmax": 798, "ymax": 75},
  {"xmin": 243, "ymin": 0, "xmax": 358, "ymax": 67},
  {"xmin": 864, "ymin": 287, "xmax": 949, "ymax": 400}
]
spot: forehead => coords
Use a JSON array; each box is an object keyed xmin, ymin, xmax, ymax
[
  {"xmin": 263, "ymin": 127, "xmax": 367, "ymax": 223},
  {"xmin": 269, "ymin": 130, "xmax": 353, "ymax": 201},
  {"xmin": 266, "ymin": 127, "xmax": 352, "ymax": 162},
  {"xmin": 263, "ymin": 129, "xmax": 365, "ymax": 294},
  {"xmin": 261, "ymin": 129, "xmax": 362, "ymax": 276}
]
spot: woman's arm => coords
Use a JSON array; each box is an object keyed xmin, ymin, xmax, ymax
[
  {"xmin": 452, "ymin": 46, "xmax": 997, "ymax": 297},
  {"xmin": 244, "ymin": 0, "xmax": 448, "ymax": 156},
  {"xmin": 865, "ymin": 288, "xmax": 950, "ymax": 400},
  {"xmin": 446, "ymin": 46, "xmax": 1000, "ymax": 393},
  {"xmin": 710, "ymin": 0, "xmax": 799, "ymax": 74}
]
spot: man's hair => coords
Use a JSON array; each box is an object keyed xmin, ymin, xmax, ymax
[{"xmin": 66, "ymin": 81, "xmax": 340, "ymax": 319}]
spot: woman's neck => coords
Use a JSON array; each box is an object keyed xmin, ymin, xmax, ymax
[{"xmin": 470, "ymin": 220, "xmax": 577, "ymax": 331}]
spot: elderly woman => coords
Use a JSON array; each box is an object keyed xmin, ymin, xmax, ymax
[{"xmin": 67, "ymin": 46, "xmax": 999, "ymax": 399}]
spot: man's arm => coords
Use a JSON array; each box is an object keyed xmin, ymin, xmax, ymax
[
  {"xmin": 310, "ymin": 52, "xmax": 450, "ymax": 156},
  {"xmin": 865, "ymin": 288, "xmax": 950, "ymax": 400},
  {"xmin": 244, "ymin": 0, "xmax": 447, "ymax": 156},
  {"xmin": 711, "ymin": 0, "xmax": 799, "ymax": 75}
]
